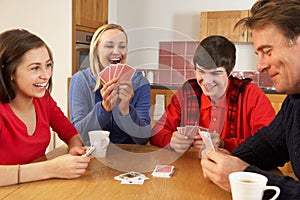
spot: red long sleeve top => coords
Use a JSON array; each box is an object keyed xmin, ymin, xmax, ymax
[
  {"xmin": 0, "ymin": 92, "xmax": 78, "ymax": 164},
  {"xmin": 151, "ymin": 78, "xmax": 276, "ymax": 152}
]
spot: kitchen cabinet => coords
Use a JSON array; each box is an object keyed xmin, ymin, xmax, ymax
[
  {"xmin": 74, "ymin": 0, "xmax": 108, "ymax": 33},
  {"xmin": 200, "ymin": 10, "xmax": 252, "ymax": 43},
  {"xmin": 151, "ymin": 88, "xmax": 175, "ymax": 110},
  {"xmin": 150, "ymin": 87, "xmax": 176, "ymax": 126},
  {"xmin": 72, "ymin": 0, "xmax": 108, "ymax": 74}
]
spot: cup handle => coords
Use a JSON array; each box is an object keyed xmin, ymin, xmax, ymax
[
  {"xmin": 264, "ymin": 186, "xmax": 280, "ymax": 200},
  {"xmin": 101, "ymin": 138, "xmax": 110, "ymax": 149}
]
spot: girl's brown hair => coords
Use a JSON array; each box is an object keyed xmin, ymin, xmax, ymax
[{"xmin": 0, "ymin": 29, "xmax": 53, "ymax": 103}]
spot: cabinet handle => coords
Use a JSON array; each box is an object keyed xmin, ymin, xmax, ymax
[{"xmin": 241, "ymin": 31, "xmax": 245, "ymax": 37}]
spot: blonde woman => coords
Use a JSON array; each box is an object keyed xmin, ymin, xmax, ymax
[{"xmin": 69, "ymin": 24, "xmax": 151, "ymax": 145}]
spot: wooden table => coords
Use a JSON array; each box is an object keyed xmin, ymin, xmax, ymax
[{"xmin": 0, "ymin": 144, "xmax": 231, "ymax": 200}]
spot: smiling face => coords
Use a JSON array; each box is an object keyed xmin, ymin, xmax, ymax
[
  {"xmin": 253, "ymin": 24, "xmax": 300, "ymax": 94},
  {"xmin": 195, "ymin": 64, "xmax": 228, "ymax": 103},
  {"xmin": 12, "ymin": 46, "xmax": 53, "ymax": 100},
  {"xmin": 97, "ymin": 29, "xmax": 128, "ymax": 69}
]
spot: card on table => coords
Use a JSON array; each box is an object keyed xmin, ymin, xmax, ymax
[
  {"xmin": 121, "ymin": 178, "xmax": 144, "ymax": 185},
  {"xmin": 114, "ymin": 171, "xmax": 149, "ymax": 185},
  {"xmin": 151, "ymin": 165, "xmax": 174, "ymax": 178}
]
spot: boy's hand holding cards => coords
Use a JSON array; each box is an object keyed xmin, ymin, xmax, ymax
[
  {"xmin": 177, "ymin": 125, "xmax": 208, "ymax": 139},
  {"xmin": 199, "ymin": 131, "xmax": 216, "ymax": 158},
  {"xmin": 114, "ymin": 171, "xmax": 149, "ymax": 185},
  {"xmin": 99, "ymin": 63, "xmax": 136, "ymax": 84},
  {"xmin": 199, "ymin": 131, "xmax": 215, "ymax": 152},
  {"xmin": 151, "ymin": 165, "xmax": 174, "ymax": 178}
]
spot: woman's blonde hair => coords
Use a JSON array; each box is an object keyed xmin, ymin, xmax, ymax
[{"xmin": 90, "ymin": 23, "xmax": 127, "ymax": 91}]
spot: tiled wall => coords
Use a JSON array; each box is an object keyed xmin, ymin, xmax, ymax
[{"xmin": 137, "ymin": 41, "xmax": 275, "ymax": 89}]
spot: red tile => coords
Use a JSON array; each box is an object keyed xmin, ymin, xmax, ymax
[
  {"xmin": 159, "ymin": 42, "xmax": 172, "ymax": 56},
  {"xmin": 159, "ymin": 49, "xmax": 172, "ymax": 56},
  {"xmin": 172, "ymin": 41, "xmax": 186, "ymax": 55},
  {"xmin": 186, "ymin": 41, "xmax": 199, "ymax": 55},
  {"xmin": 172, "ymin": 55, "xmax": 185, "ymax": 70},
  {"xmin": 159, "ymin": 56, "xmax": 171, "ymax": 69}
]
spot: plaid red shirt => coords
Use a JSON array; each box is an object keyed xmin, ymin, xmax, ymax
[{"xmin": 151, "ymin": 77, "xmax": 275, "ymax": 152}]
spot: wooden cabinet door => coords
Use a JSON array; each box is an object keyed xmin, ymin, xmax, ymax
[
  {"xmin": 200, "ymin": 10, "xmax": 250, "ymax": 43},
  {"xmin": 75, "ymin": 0, "xmax": 108, "ymax": 32},
  {"xmin": 150, "ymin": 88, "xmax": 176, "ymax": 127}
]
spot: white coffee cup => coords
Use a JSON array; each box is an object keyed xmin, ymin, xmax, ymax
[
  {"xmin": 88, "ymin": 130, "xmax": 110, "ymax": 158},
  {"xmin": 229, "ymin": 172, "xmax": 280, "ymax": 200}
]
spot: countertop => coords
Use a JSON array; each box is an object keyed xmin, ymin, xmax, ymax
[{"xmin": 150, "ymin": 84, "xmax": 282, "ymax": 94}]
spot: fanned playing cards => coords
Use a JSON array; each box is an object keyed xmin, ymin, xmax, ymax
[
  {"xmin": 151, "ymin": 165, "xmax": 174, "ymax": 178},
  {"xmin": 99, "ymin": 63, "xmax": 136, "ymax": 84},
  {"xmin": 177, "ymin": 125, "xmax": 208, "ymax": 139}
]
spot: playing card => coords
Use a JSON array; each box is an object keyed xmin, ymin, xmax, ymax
[
  {"xmin": 114, "ymin": 63, "xmax": 124, "ymax": 79},
  {"xmin": 198, "ymin": 126, "xmax": 208, "ymax": 132},
  {"xmin": 177, "ymin": 126, "xmax": 185, "ymax": 135},
  {"xmin": 121, "ymin": 177, "xmax": 145, "ymax": 185},
  {"xmin": 154, "ymin": 165, "xmax": 174, "ymax": 173},
  {"xmin": 199, "ymin": 131, "xmax": 215, "ymax": 152},
  {"xmin": 98, "ymin": 66, "xmax": 110, "ymax": 83},
  {"xmin": 185, "ymin": 125, "xmax": 198, "ymax": 139},
  {"xmin": 151, "ymin": 165, "xmax": 174, "ymax": 178},
  {"xmin": 118, "ymin": 64, "xmax": 136, "ymax": 82},
  {"xmin": 109, "ymin": 64, "xmax": 117, "ymax": 80},
  {"xmin": 177, "ymin": 126, "xmax": 208, "ymax": 139},
  {"xmin": 114, "ymin": 171, "xmax": 149, "ymax": 181}
]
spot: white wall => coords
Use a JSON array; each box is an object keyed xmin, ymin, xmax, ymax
[
  {"xmin": 0, "ymin": 0, "xmax": 72, "ymax": 114},
  {"xmin": 0, "ymin": 0, "xmax": 72, "ymax": 150},
  {"xmin": 109, "ymin": 0, "xmax": 258, "ymax": 71}
]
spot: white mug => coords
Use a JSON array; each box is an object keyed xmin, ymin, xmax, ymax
[
  {"xmin": 229, "ymin": 172, "xmax": 280, "ymax": 200},
  {"xmin": 88, "ymin": 130, "xmax": 110, "ymax": 158}
]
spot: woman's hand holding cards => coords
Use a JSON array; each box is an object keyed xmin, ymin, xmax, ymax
[
  {"xmin": 99, "ymin": 64, "xmax": 136, "ymax": 114},
  {"xmin": 100, "ymin": 78, "xmax": 119, "ymax": 112},
  {"xmin": 117, "ymin": 81, "xmax": 134, "ymax": 115}
]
